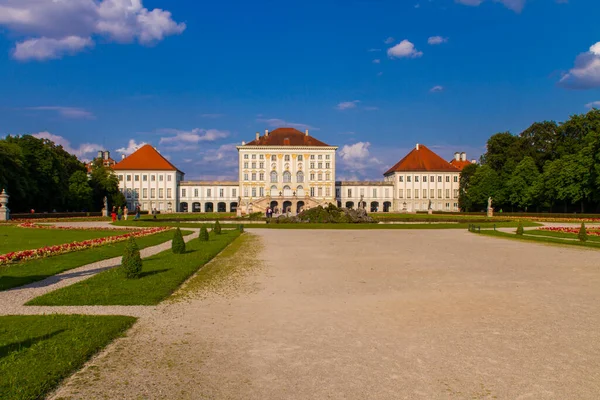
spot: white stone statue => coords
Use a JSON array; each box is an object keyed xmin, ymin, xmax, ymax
[
  {"xmin": 0, "ymin": 189, "xmax": 10, "ymax": 221},
  {"xmin": 488, "ymin": 197, "xmax": 493, "ymax": 209}
]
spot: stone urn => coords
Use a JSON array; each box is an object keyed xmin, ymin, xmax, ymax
[{"xmin": 0, "ymin": 189, "xmax": 10, "ymax": 221}]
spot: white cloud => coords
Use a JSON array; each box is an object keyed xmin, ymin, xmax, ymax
[
  {"xmin": 0, "ymin": 0, "xmax": 185, "ymax": 61},
  {"xmin": 387, "ymin": 40, "xmax": 423, "ymax": 59},
  {"xmin": 31, "ymin": 131, "xmax": 101, "ymax": 159},
  {"xmin": 427, "ymin": 36, "xmax": 448, "ymax": 45},
  {"xmin": 25, "ymin": 106, "xmax": 95, "ymax": 119},
  {"xmin": 430, "ymin": 85, "xmax": 444, "ymax": 92},
  {"xmin": 257, "ymin": 118, "xmax": 315, "ymax": 130},
  {"xmin": 559, "ymin": 42, "xmax": 600, "ymax": 89},
  {"xmin": 585, "ymin": 101, "xmax": 600, "ymax": 108},
  {"xmin": 200, "ymin": 113, "xmax": 225, "ymax": 118},
  {"xmin": 384, "ymin": 37, "xmax": 394, "ymax": 44},
  {"xmin": 116, "ymin": 139, "xmax": 147, "ymax": 155},
  {"xmin": 455, "ymin": 0, "xmax": 526, "ymax": 13},
  {"xmin": 336, "ymin": 100, "xmax": 360, "ymax": 110},
  {"xmin": 372, "ymin": 58, "xmax": 380, "ymax": 64},
  {"xmin": 337, "ymin": 141, "xmax": 381, "ymax": 178},
  {"xmin": 159, "ymin": 128, "xmax": 229, "ymax": 150},
  {"xmin": 13, "ymin": 36, "xmax": 93, "ymax": 61},
  {"xmin": 367, "ymin": 48, "xmax": 381, "ymax": 52}
]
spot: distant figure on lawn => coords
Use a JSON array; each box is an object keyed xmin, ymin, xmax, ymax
[
  {"xmin": 135, "ymin": 205, "xmax": 141, "ymax": 220},
  {"xmin": 117, "ymin": 207, "xmax": 123, "ymax": 221},
  {"xmin": 123, "ymin": 206, "xmax": 128, "ymax": 220}
]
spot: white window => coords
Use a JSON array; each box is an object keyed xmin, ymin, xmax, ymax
[
  {"xmin": 325, "ymin": 173, "xmax": 330, "ymax": 181},
  {"xmin": 446, "ymin": 189, "xmax": 450, "ymax": 198},
  {"xmin": 151, "ymin": 188, "xmax": 156, "ymax": 198},
  {"xmin": 348, "ymin": 189, "xmax": 352, "ymax": 197},
  {"xmin": 318, "ymin": 162, "xmax": 322, "ymax": 169},
  {"xmin": 271, "ymin": 155, "xmax": 276, "ymax": 161},
  {"xmin": 232, "ymin": 189, "xmax": 237, "ymax": 197},
  {"xmin": 151, "ymin": 175, "xmax": 156, "ymax": 181},
  {"xmin": 167, "ymin": 188, "xmax": 171, "ymax": 198},
  {"xmin": 311, "ymin": 187, "xmax": 315, "ymax": 196},
  {"xmin": 318, "ymin": 173, "xmax": 322, "ymax": 181},
  {"xmin": 310, "ymin": 155, "xmax": 315, "ymax": 160},
  {"xmin": 423, "ymin": 189, "xmax": 427, "ymax": 198},
  {"xmin": 318, "ymin": 155, "xmax": 322, "ymax": 160},
  {"xmin": 298, "ymin": 155, "xmax": 303, "ymax": 161},
  {"xmin": 423, "ymin": 176, "xmax": 427, "ymax": 182},
  {"xmin": 244, "ymin": 162, "xmax": 248, "ymax": 168},
  {"xmin": 142, "ymin": 175, "xmax": 147, "ymax": 181},
  {"xmin": 159, "ymin": 175, "xmax": 163, "ymax": 181},
  {"xmin": 126, "ymin": 175, "xmax": 131, "ymax": 181},
  {"xmin": 207, "ymin": 189, "xmax": 212, "ymax": 197},
  {"xmin": 252, "ymin": 173, "xmax": 256, "ymax": 181},
  {"xmin": 285, "ymin": 155, "xmax": 290, "ymax": 161},
  {"xmin": 259, "ymin": 162, "xmax": 264, "ymax": 169},
  {"xmin": 399, "ymin": 176, "xmax": 403, "ymax": 182},
  {"xmin": 244, "ymin": 187, "xmax": 249, "ymax": 196},
  {"xmin": 119, "ymin": 175, "xmax": 124, "ymax": 181},
  {"xmin": 454, "ymin": 189, "xmax": 459, "ymax": 198},
  {"xmin": 373, "ymin": 189, "xmax": 377, "ymax": 197},
  {"xmin": 446, "ymin": 176, "xmax": 450, "ymax": 182},
  {"xmin": 326, "ymin": 155, "xmax": 330, "ymax": 160},
  {"xmin": 244, "ymin": 154, "xmax": 249, "ymax": 159},
  {"xmin": 271, "ymin": 171, "xmax": 278, "ymax": 183},
  {"xmin": 399, "ymin": 189, "xmax": 403, "ymax": 198},
  {"xmin": 143, "ymin": 188, "xmax": 148, "ymax": 198},
  {"xmin": 260, "ymin": 154, "xmax": 264, "ymax": 159},
  {"xmin": 325, "ymin": 162, "xmax": 330, "ymax": 169},
  {"xmin": 259, "ymin": 172, "xmax": 264, "ymax": 181},
  {"xmin": 407, "ymin": 189, "xmax": 411, "ymax": 198},
  {"xmin": 252, "ymin": 154, "xmax": 256, "ymax": 159},
  {"xmin": 126, "ymin": 188, "xmax": 132, "ymax": 198},
  {"xmin": 194, "ymin": 188, "xmax": 199, "ymax": 197},
  {"xmin": 454, "ymin": 176, "xmax": 458, "ymax": 182},
  {"xmin": 134, "ymin": 175, "xmax": 139, "ymax": 182},
  {"xmin": 326, "ymin": 187, "xmax": 331, "ymax": 196},
  {"xmin": 252, "ymin": 162, "xmax": 256, "ymax": 168},
  {"xmin": 415, "ymin": 190, "xmax": 419, "ymax": 199},
  {"xmin": 438, "ymin": 189, "xmax": 442, "ymax": 198},
  {"xmin": 283, "ymin": 171, "xmax": 291, "ymax": 182},
  {"xmin": 310, "ymin": 173, "xmax": 315, "ymax": 180},
  {"xmin": 220, "ymin": 189, "xmax": 224, "ymax": 197},
  {"xmin": 244, "ymin": 173, "xmax": 249, "ymax": 181},
  {"xmin": 407, "ymin": 176, "xmax": 412, "ymax": 183},
  {"xmin": 297, "ymin": 171, "xmax": 304, "ymax": 182},
  {"xmin": 252, "ymin": 187, "xmax": 256, "ymax": 197},
  {"xmin": 310, "ymin": 162, "xmax": 315, "ymax": 169},
  {"xmin": 438, "ymin": 176, "xmax": 442, "ymax": 183},
  {"xmin": 159, "ymin": 188, "xmax": 164, "ymax": 198},
  {"xmin": 167, "ymin": 175, "xmax": 172, "ymax": 182},
  {"xmin": 259, "ymin": 187, "xmax": 264, "ymax": 197},
  {"xmin": 415, "ymin": 176, "xmax": 419, "ymax": 183},
  {"xmin": 318, "ymin": 187, "xmax": 323, "ymax": 196},
  {"xmin": 430, "ymin": 189, "xmax": 434, "ymax": 198}
]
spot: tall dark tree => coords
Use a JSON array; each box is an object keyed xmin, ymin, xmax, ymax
[
  {"xmin": 68, "ymin": 170, "xmax": 93, "ymax": 211},
  {"xmin": 89, "ymin": 159, "xmax": 123, "ymax": 210},
  {"xmin": 458, "ymin": 163, "xmax": 478, "ymax": 211}
]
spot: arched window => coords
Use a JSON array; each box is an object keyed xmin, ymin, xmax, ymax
[
  {"xmin": 270, "ymin": 171, "xmax": 278, "ymax": 183},
  {"xmin": 270, "ymin": 185, "xmax": 277, "ymax": 196},
  {"xmin": 297, "ymin": 171, "xmax": 304, "ymax": 183},
  {"xmin": 283, "ymin": 171, "xmax": 291, "ymax": 183}
]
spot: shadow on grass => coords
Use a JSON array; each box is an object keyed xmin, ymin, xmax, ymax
[
  {"xmin": 1, "ymin": 265, "xmax": 115, "ymax": 292},
  {"xmin": 138, "ymin": 269, "xmax": 169, "ymax": 278},
  {"xmin": 0, "ymin": 329, "xmax": 65, "ymax": 359}
]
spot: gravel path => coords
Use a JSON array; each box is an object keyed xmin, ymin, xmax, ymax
[
  {"xmin": 0, "ymin": 228, "xmax": 198, "ymax": 317},
  {"xmin": 48, "ymin": 229, "xmax": 600, "ymax": 400}
]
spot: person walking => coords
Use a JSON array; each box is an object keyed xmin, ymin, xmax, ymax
[
  {"xmin": 135, "ymin": 205, "xmax": 141, "ymax": 220},
  {"xmin": 117, "ymin": 206, "xmax": 123, "ymax": 221},
  {"xmin": 123, "ymin": 206, "xmax": 128, "ymax": 220},
  {"xmin": 111, "ymin": 206, "xmax": 116, "ymax": 222}
]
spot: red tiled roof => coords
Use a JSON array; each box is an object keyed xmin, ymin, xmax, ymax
[
  {"xmin": 244, "ymin": 127, "xmax": 331, "ymax": 147},
  {"xmin": 113, "ymin": 144, "xmax": 183, "ymax": 173},
  {"xmin": 449, "ymin": 159, "xmax": 473, "ymax": 171},
  {"xmin": 384, "ymin": 144, "xmax": 459, "ymax": 175}
]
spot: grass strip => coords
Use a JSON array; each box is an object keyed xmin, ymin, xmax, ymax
[
  {"xmin": 111, "ymin": 221, "xmax": 540, "ymax": 230},
  {"xmin": 0, "ymin": 230, "xmax": 192, "ymax": 291},
  {"xmin": 474, "ymin": 229, "xmax": 600, "ymax": 249},
  {"xmin": 0, "ymin": 225, "xmax": 131, "ymax": 254},
  {"xmin": 28, "ymin": 230, "xmax": 241, "ymax": 306},
  {"xmin": 524, "ymin": 229, "xmax": 600, "ymax": 242},
  {"xmin": 0, "ymin": 314, "xmax": 135, "ymax": 400}
]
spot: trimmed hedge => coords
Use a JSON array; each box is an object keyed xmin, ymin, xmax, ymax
[
  {"xmin": 121, "ymin": 237, "xmax": 142, "ymax": 279},
  {"xmin": 172, "ymin": 227, "xmax": 186, "ymax": 253}
]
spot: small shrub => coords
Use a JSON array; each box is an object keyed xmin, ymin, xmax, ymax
[
  {"xmin": 578, "ymin": 222, "xmax": 588, "ymax": 242},
  {"xmin": 214, "ymin": 219, "xmax": 222, "ymax": 235},
  {"xmin": 248, "ymin": 212, "xmax": 263, "ymax": 221},
  {"xmin": 121, "ymin": 237, "xmax": 142, "ymax": 279},
  {"xmin": 516, "ymin": 221, "xmax": 524, "ymax": 236},
  {"xmin": 199, "ymin": 225, "xmax": 209, "ymax": 241},
  {"xmin": 171, "ymin": 227, "xmax": 186, "ymax": 254}
]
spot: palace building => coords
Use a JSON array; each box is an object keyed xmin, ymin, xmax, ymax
[{"xmin": 114, "ymin": 127, "xmax": 474, "ymax": 213}]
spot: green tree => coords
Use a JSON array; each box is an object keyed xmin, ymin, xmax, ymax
[
  {"xmin": 172, "ymin": 227, "xmax": 186, "ymax": 254},
  {"xmin": 506, "ymin": 156, "xmax": 540, "ymax": 211},
  {"xmin": 0, "ymin": 141, "xmax": 29, "ymax": 211},
  {"xmin": 213, "ymin": 220, "xmax": 222, "ymax": 235},
  {"xmin": 463, "ymin": 165, "xmax": 503, "ymax": 211},
  {"xmin": 519, "ymin": 121, "xmax": 560, "ymax": 170},
  {"xmin": 199, "ymin": 226, "xmax": 209, "ymax": 241},
  {"xmin": 68, "ymin": 170, "xmax": 93, "ymax": 211},
  {"xmin": 89, "ymin": 159, "xmax": 121, "ymax": 211},
  {"xmin": 516, "ymin": 220, "xmax": 524, "ymax": 235},
  {"xmin": 121, "ymin": 237, "xmax": 142, "ymax": 279},
  {"xmin": 458, "ymin": 163, "xmax": 478, "ymax": 212}
]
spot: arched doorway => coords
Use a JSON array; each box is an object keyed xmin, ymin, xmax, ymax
[
  {"xmin": 192, "ymin": 202, "xmax": 201, "ymax": 212},
  {"xmin": 296, "ymin": 185, "xmax": 304, "ymax": 197},
  {"xmin": 270, "ymin": 201, "xmax": 279, "ymax": 213},
  {"xmin": 383, "ymin": 201, "xmax": 391, "ymax": 212},
  {"xmin": 283, "ymin": 185, "xmax": 292, "ymax": 197},
  {"xmin": 205, "ymin": 202, "xmax": 214, "ymax": 212},
  {"xmin": 370, "ymin": 201, "xmax": 379, "ymax": 212},
  {"xmin": 230, "ymin": 202, "xmax": 237, "ymax": 212},
  {"xmin": 217, "ymin": 202, "xmax": 226, "ymax": 212},
  {"xmin": 297, "ymin": 201, "xmax": 305, "ymax": 214},
  {"xmin": 283, "ymin": 200, "xmax": 293, "ymax": 214},
  {"xmin": 180, "ymin": 202, "xmax": 188, "ymax": 212},
  {"xmin": 345, "ymin": 201, "xmax": 354, "ymax": 209}
]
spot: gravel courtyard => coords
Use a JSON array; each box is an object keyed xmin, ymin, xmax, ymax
[{"xmin": 50, "ymin": 229, "xmax": 600, "ymax": 400}]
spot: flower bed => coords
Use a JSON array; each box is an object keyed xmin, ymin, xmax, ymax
[
  {"xmin": 510, "ymin": 216, "xmax": 600, "ymax": 223},
  {"xmin": 537, "ymin": 226, "xmax": 600, "ymax": 236},
  {"xmin": 0, "ymin": 227, "xmax": 171, "ymax": 265},
  {"xmin": 17, "ymin": 222, "xmax": 135, "ymax": 231}
]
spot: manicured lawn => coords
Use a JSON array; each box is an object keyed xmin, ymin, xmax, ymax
[
  {"xmin": 524, "ymin": 229, "xmax": 600, "ymax": 242},
  {"xmin": 0, "ymin": 314, "xmax": 135, "ymax": 400},
  {"xmin": 0, "ymin": 230, "xmax": 192, "ymax": 291},
  {"xmin": 28, "ymin": 230, "xmax": 241, "ymax": 306},
  {"xmin": 0, "ymin": 225, "xmax": 130, "ymax": 253},
  {"xmin": 474, "ymin": 229, "xmax": 600, "ymax": 249}
]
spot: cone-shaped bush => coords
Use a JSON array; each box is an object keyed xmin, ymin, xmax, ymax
[
  {"xmin": 578, "ymin": 222, "xmax": 588, "ymax": 242},
  {"xmin": 121, "ymin": 237, "xmax": 142, "ymax": 279},
  {"xmin": 516, "ymin": 221, "xmax": 524, "ymax": 236},
  {"xmin": 199, "ymin": 225, "xmax": 209, "ymax": 241},
  {"xmin": 172, "ymin": 227, "xmax": 186, "ymax": 254},
  {"xmin": 214, "ymin": 219, "xmax": 222, "ymax": 235}
]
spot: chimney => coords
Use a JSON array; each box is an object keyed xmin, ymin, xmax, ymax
[
  {"xmin": 454, "ymin": 152, "xmax": 460, "ymax": 161},
  {"xmin": 97, "ymin": 150, "xmax": 103, "ymax": 159},
  {"xmin": 242, "ymin": 141, "xmax": 246, "ymax": 145},
  {"xmin": 416, "ymin": 143, "xmax": 419, "ymax": 150},
  {"xmin": 104, "ymin": 151, "xmax": 110, "ymax": 160},
  {"xmin": 471, "ymin": 159, "xmax": 477, "ymax": 164},
  {"xmin": 460, "ymin": 152, "xmax": 467, "ymax": 162},
  {"xmin": 121, "ymin": 154, "xmax": 125, "ymax": 160},
  {"xmin": 265, "ymin": 129, "xmax": 269, "ymax": 136},
  {"xmin": 305, "ymin": 129, "xmax": 309, "ymax": 136},
  {"xmin": 256, "ymin": 132, "xmax": 260, "ymax": 140}
]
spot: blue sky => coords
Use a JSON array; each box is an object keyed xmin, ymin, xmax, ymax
[{"xmin": 1, "ymin": 0, "xmax": 599, "ymax": 180}]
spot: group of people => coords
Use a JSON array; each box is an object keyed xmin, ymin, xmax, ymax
[
  {"xmin": 265, "ymin": 206, "xmax": 275, "ymax": 218},
  {"xmin": 110, "ymin": 205, "xmax": 142, "ymax": 222}
]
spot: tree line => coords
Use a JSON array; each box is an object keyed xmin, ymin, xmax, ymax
[
  {"xmin": 459, "ymin": 109, "xmax": 600, "ymax": 213},
  {"xmin": 0, "ymin": 135, "xmax": 125, "ymax": 213}
]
